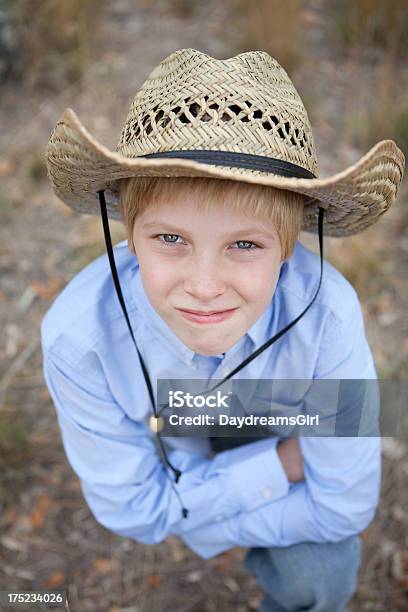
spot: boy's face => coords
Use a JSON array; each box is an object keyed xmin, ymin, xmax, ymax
[{"xmin": 132, "ymin": 193, "xmax": 283, "ymax": 356}]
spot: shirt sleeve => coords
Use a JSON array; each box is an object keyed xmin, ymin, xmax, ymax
[
  {"xmin": 41, "ymin": 349, "xmax": 290, "ymax": 545},
  {"xmin": 180, "ymin": 293, "xmax": 382, "ymax": 558}
]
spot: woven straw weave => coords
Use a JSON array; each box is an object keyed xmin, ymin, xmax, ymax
[{"xmin": 45, "ymin": 48, "xmax": 405, "ymax": 237}]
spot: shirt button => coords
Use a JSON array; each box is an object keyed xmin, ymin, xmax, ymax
[
  {"xmin": 261, "ymin": 487, "xmax": 274, "ymax": 500},
  {"xmin": 215, "ymin": 514, "xmax": 224, "ymax": 522}
]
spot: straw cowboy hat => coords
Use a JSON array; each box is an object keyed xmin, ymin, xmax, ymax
[{"xmin": 45, "ymin": 48, "xmax": 405, "ymax": 237}]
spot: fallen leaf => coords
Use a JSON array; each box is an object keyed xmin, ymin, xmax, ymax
[
  {"xmin": 391, "ymin": 550, "xmax": 408, "ymax": 591},
  {"xmin": 392, "ymin": 506, "xmax": 407, "ymax": 522},
  {"xmin": 0, "ymin": 535, "xmax": 28, "ymax": 552},
  {"xmin": 0, "ymin": 157, "xmax": 15, "ymax": 176},
  {"xmin": 147, "ymin": 574, "xmax": 160, "ymax": 589},
  {"xmin": 382, "ymin": 438, "xmax": 406, "ymax": 461},
  {"xmin": 92, "ymin": 558, "xmax": 112, "ymax": 575},
  {"xmin": 31, "ymin": 277, "xmax": 64, "ymax": 300},
  {"xmin": 44, "ymin": 570, "xmax": 65, "ymax": 589},
  {"xmin": 186, "ymin": 570, "xmax": 202, "ymax": 583},
  {"xmin": 83, "ymin": 558, "xmax": 113, "ymax": 588},
  {"xmin": 248, "ymin": 596, "xmax": 262, "ymax": 610},
  {"xmin": 223, "ymin": 576, "xmax": 239, "ymax": 593},
  {"xmin": 212, "ymin": 549, "xmax": 240, "ymax": 573},
  {"xmin": 30, "ymin": 494, "xmax": 54, "ymax": 529}
]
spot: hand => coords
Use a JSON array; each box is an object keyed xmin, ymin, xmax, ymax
[{"xmin": 277, "ymin": 438, "xmax": 305, "ymax": 483}]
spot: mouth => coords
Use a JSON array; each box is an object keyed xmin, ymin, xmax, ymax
[
  {"xmin": 178, "ymin": 308, "xmax": 237, "ymax": 315},
  {"xmin": 176, "ymin": 307, "xmax": 238, "ymax": 324}
]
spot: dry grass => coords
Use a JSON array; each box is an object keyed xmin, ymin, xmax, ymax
[
  {"xmin": 70, "ymin": 217, "xmax": 126, "ymax": 275},
  {"xmin": 0, "ymin": 408, "xmax": 32, "ymax": 484},
  {"xmin": 0, "ymin": 191, "xmax": 14, "ymax": 222},
  {"xmin": 24, "ymin": 146, "xmax": 49, "ymax": 184},
  {"xmin": 329, "ymin": 0, "xmax": 408, "ymax": 156},
  {"xmin": 230, "ymin": 0, "xmax": 304, "ymax": 74},
  {"xmin": 357, "ymin": 38, "xmax": 408, "ymax": 156},
  {"xmin": 359, "ymin": 40, "xmax": 408, "ymax": 155},
  {"xmin": 327, "ymin": 234, "xmax": 387, "ymax": 295},
  {"xmin": 329, "ymin": 0, "xmax": 408, "ymax": 58},
  {"xmin": 3, "ymin": 0, "xmax": 104, "ymax": 92}
]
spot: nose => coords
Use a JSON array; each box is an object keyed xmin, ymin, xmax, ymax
[{"xmin": 183, "ymin": 257, "xmax": 227, "ymax": 302}]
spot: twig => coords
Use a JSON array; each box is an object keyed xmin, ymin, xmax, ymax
[{"xmin": 0, "ymin": 336, "xmax": 40, "ymax": 408}]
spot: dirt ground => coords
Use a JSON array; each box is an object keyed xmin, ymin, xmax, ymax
[{"xmin": 0, "ymin": 1, "xmax": 407, "ymax": 610}]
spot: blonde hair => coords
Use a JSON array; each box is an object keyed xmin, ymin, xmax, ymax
[{"xmin": 119, "ymin": 176, "xmax": 305, "ymax": 260}]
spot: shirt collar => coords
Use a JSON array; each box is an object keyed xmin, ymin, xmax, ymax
[{"xmin": 130, "ymin": 257, "xmax": 282, "ymax": 365}]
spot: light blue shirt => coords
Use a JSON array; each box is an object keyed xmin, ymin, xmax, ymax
[{"xmin": 40, "ymin": 238, "xmax": 381, "ymax": 559}]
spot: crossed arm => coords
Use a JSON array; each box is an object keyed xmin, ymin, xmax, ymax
[
  {"xmin": 41, "ymin": 294, "xmax": 381, "ymax": 559},
  {"xmin": 179, "ymin": 434, "xmax": 381, "ymax": 558},
  {"xmin": 276, "ymin": 437, "xmax": 304, "ymax": 483},
  {"xmin": 42, "ymin": 350, "xmax": 294, "ymax": 541},
  {"xmin": 42, "ymin": 349, "xmax": 381, "ymax": 559},
  {"xmin": 176, "ymin": 296, "xmax": 383, "ymax": 558}
]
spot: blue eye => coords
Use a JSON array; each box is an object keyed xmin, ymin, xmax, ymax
[
  {"xmin": 158, "ymin": 234, "xmax": 184, "ymax": 245},
  {"xmin": 233, "ymin": 240, "xmax": 258, "ymax": 250},
  {"xmin": 155, "ymin": 235, "xmax": 259, "ymax": 250}
]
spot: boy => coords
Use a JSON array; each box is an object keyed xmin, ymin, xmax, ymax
[{"xmin": 42, "ymin": 49, "xmax": 404, "ymax": 611}]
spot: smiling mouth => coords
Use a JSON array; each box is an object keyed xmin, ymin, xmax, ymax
[
  {"xmin": 177, "ymin": 308, "xmax": 237, "ymax": 315},
  {"xmin": 176, "ymin": 307, "xmax": 238, "ymax": 324}
]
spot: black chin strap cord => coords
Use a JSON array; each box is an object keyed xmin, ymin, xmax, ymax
[{"xmin": 98, "ymin": 189, "xmax": 325, "ymax": 519}]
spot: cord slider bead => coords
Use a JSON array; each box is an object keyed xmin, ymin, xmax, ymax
[{"xmin": 149, "ymin": 415, "xmax": 164, "ymax": 433}]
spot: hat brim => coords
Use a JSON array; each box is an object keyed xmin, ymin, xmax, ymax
[{"xmin": 46, "ymin": 108, "xmax": 405, "ymax": 237}]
